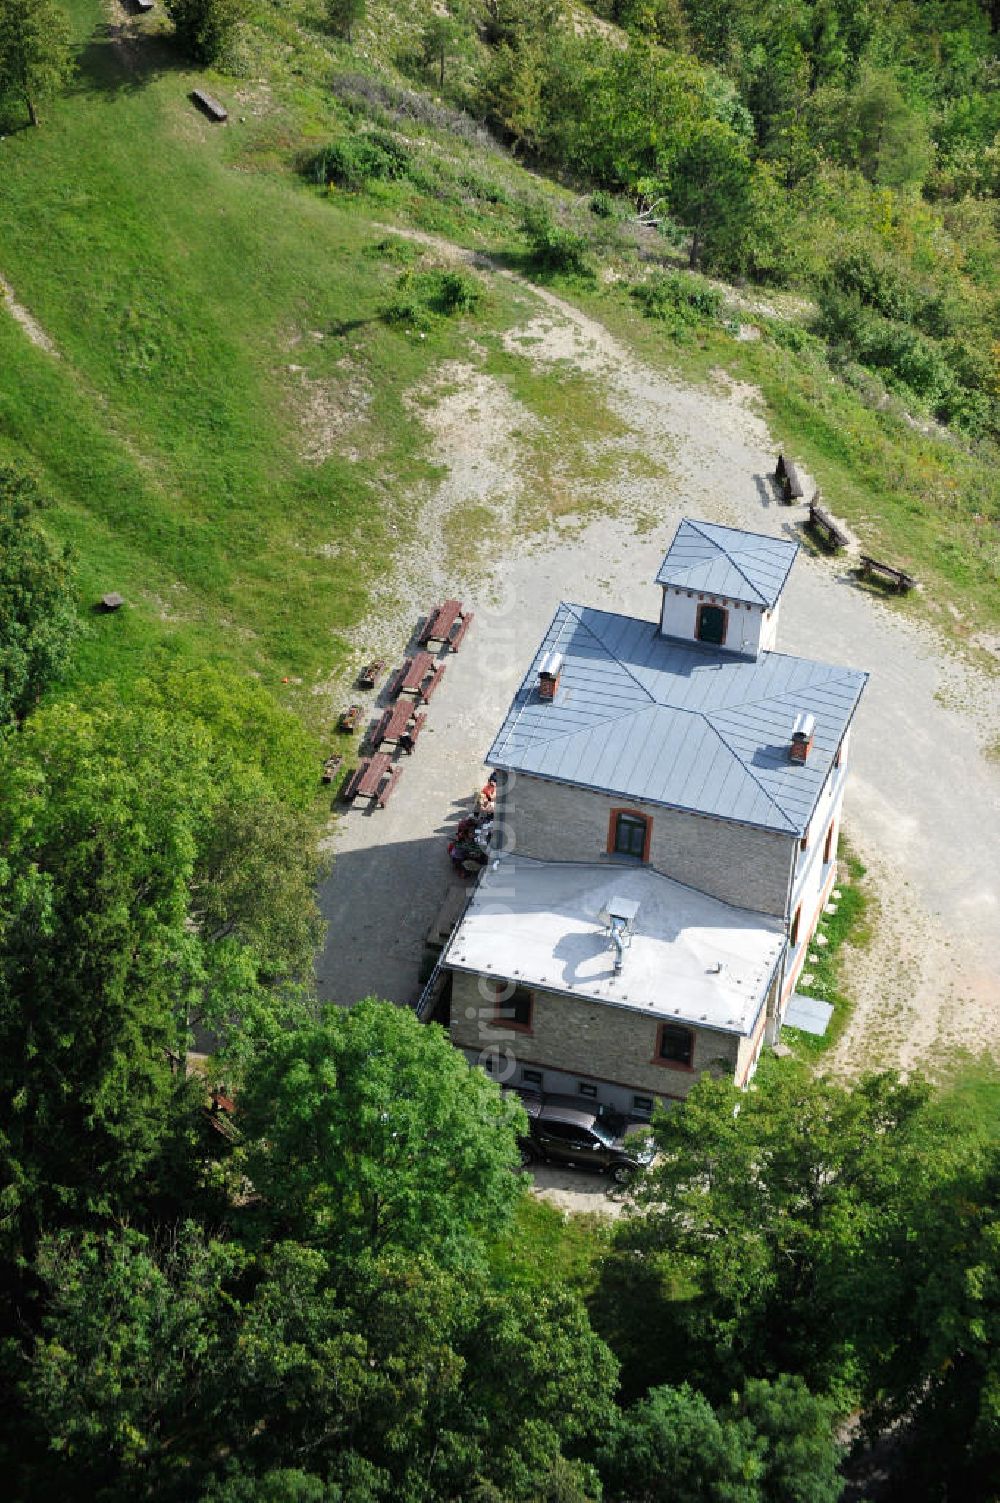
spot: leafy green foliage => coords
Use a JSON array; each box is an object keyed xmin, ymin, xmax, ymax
[
  {"xmin": 310, "ymin": 130, "xmax": 411, "ymax": 190},
  {"xmin": 239, "ymin": 1000, "xmax": 527, "ymax": 1263},
  {"xmin": 164, "ymin": 0, "xmax": 248, "ymax": 65},
  {"xmin": 521, "ymin": 205, "xmax": 591, "ymax": 276},
  {"xmin": 325, "ymin": 0, "xmax": 366, "ymax": 42},
  {"xmin": 382, "ymin": 266, "xmax": 482, "ymax": 327},
  {"xmin": 631, "ymin": 271, "xmax": 723, "ymax": 335},
  {"xmin": 0, "ymin": 463, "xmax": 76, "ymax": 732},
  {"xmin": 0, "ymin": 0, "xmax": 71, "ymax": 128}
]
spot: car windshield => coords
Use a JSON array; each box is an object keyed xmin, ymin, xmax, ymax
[{"xmin": 589, "ymin": 1120, "xmax": 616, "ymax": 1147}]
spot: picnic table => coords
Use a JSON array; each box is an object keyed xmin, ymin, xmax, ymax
[
  {"xmin": 421, "ymin": 599, "xmax": 475, "ymax": 652},
  {"xmin": 340, "ymin": 751, "xmax": 402, "ymax": 808},
  {"xmin": 372, "ymin": 702, "xmax": 427, "ymax": 752},
  {"xmin": 392, "ymin": 652, "xmax": 446, "ymax": 703}
]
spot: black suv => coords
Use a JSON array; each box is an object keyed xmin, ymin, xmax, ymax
[{"xmin": 515, "ymin": 1095, "xmax": 654, "ymax": 1183}]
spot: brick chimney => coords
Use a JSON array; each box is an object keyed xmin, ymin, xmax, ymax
[
  {"xmin": 789, "ymin": 712, "xmax": 815, "ymax": 763},
  {"xmin": 538, "ymin": 651, "xmax": 563, "ymax": 701}
]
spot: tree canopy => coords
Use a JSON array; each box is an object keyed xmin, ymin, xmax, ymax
[
  {"xmin": 0, "ymin": 464, "xmax": 76, "ymax": 731},
  {"xmin": 0, "ymin": 0, "xmax": 72, "ymax": 128}
]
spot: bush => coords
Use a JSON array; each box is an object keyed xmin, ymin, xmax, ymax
[
  {"xmin": 590, "ymin": 190, "xmax": 615, "ymax": 218},
  {"xmin": 164, "ymin": 0, "xmax": 247, "ymax": 65},
  {"xmin": 521, "ymin": 206, "xmax": 591, "ymax": 276},
  {"xmin": 382, "ymin": 268, "xmax": 482, "ymax": 329},
  {"xmin": 631, "ymin": 272, "xmax": 723, "ymax": 335},
  {"xmin": 308, "ymin": 130, "xmax": 411, "ymax": 190}
]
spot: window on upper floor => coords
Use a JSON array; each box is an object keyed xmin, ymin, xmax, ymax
[
  {"xmin": 609, "ymin": 808, "xmax": 651, "ymax": 861},
  {"xmin": 696, "ymin": 603, "xmax": 728, "ymax": 646},
  {"xmin": 493, "ymin": 983, "xmax": 533, "ymax": 1032},
  {"xmin": 655, "ymin": 1023, "xmax": 694, "ymax": 1070}
]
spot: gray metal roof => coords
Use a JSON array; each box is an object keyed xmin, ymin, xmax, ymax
[
  {"xmin": 486, "ymin": 603, "xmax": 868, "ymax": 837},
  {"xmin": 655, "ymin": 519, "xmax": 799, "ymax": 608}
]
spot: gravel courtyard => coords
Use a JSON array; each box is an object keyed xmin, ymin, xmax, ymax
[{"xmin": 317, "ymin": 272, "xmax": 1000, "ymax": 1084}]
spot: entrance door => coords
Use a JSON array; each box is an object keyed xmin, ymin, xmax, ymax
[{"xmin": 696, "ymin": 604, "xmax": 727, "ymax": 645}]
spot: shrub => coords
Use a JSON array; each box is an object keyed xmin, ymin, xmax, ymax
[
  {"xmin": 308, "ymin": 130, "xmax": 410, "ymax": 190},
  {"xmin": 164, "ymin": 0, "xmax": 247, "ymax": 65},
  {"xmin": 631, "ymin": 272, "xmax": 723, "ymax": 335},
  {"xmin": 590, "ymin": 190, "xmax": 615, "ymax": 218},
  {"xmin": 521, "ymin": 206, "xmax": 591, "ymax": 276},
  {"xmin": 382, "ymin": 268, "xmax": 481, "ymax": 328}
]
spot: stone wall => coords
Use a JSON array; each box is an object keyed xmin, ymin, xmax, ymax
[{"xmin": 494, "ymin": 772, "xmax": 795, "ymax": 918}]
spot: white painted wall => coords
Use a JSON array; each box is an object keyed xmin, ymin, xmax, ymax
[{"xmin": 658, "ymin": 585, "xmax": 770, "ymax": 657}]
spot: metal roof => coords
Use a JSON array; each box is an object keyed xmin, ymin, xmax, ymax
[
  {"xmin": 486, "ymin": 603, "xmax": 868, "ymax": 837},
  {"xmin": 654, "ymin": 519, "xmax": 799, "ymax": 608},
  {"xmin": 444, "ymin": 856, "xmax": 785, "ymax": 1036}
]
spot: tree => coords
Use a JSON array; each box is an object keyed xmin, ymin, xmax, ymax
[
  {"xmin": 325, "ymin": 0, "xmax": 366, "ymax": 43},
  {"xmin": 421, "ymin": 14, "xmax": 462, "ymax": 91},
  {"xmin": 0, "ymin": 0, "xmax": 71, "ymax": 128},
  {"xmin": 164, "ymin": 0, "xmax": 247, "ymax": 65},
  {"xmin": 669, "ymin": 118, "xmax": 754, "ymax": 271},
  {"xmin": 609, "ymin": 1062, "xmax": 966, "ymax": 1408},
  {"xmin": 0, "ymin": 464, "xmax": 76, "ymax": 731},
  {"xmin": 852, "ymin": 69, "xmax": 931, "ymax": 188},
  {"xmin": 598, "ymin": 1382, "xmax": 759, "ymax": 1502},
  {"xmin": 239, "ymin": 1000, "xmax": 527, "ymax": 1263}
]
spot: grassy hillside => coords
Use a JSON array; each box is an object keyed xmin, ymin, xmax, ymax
[{"xmin": 1, "ymin": 0, "xmax": 997, "ymax": 730}]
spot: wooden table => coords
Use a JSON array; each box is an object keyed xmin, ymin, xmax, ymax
[
  {"xmin": 421, "ymin": 598, "xmax": 463, "ymax": 645},
  {"xmin": 397, "ymin": 652, "xmax": 434, "ymax": 695}
]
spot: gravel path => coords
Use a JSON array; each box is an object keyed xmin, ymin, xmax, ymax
[{"xmin": 317, "ymin": 234, "xmax": 1000, "ymax": 1088}]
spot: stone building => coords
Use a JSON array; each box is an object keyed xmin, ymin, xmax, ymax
[{"xmin": 442, "ymin": 519, "xmax": 868, "ymax": 1121}]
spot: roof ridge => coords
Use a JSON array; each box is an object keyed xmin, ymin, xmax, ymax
[
  {"xmin": 686, "ymin": 518, "xmax": 767, "ymax": 605},
  {"xmin": 702, "ymin": 717, "xmax": 798, "ymax": 832}
]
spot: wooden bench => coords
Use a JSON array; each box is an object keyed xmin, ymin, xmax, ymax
[
  {"xmin": 98, "ymin": 592, "xmax": 125, "ymax": 611},
  {"xmin": 419, "ymin": 663, "xmax": 446, "ymax": 703},
  {"xmin": 859, "ymin": 555, "xmax": 917, "ymax": 593},
  {"xmin": 338, "ymin": 704, "xmax": 363, "ymax": 733},
  {"xmin": 808, "ymin": 500, "xmax": 850, "ymax": 552},
  {"xmin": 191, "ymin": 89, "xmax": 228, "ymax": 123},
  {"xmin": 375, "ymin": 765, "xmax": 403, "ymax": 808},
  {"xmin": 356, "ymin": 659, "xmax": 385, "ymax": 691},
  {"xmin": 448, "ymin": 610, "xmax": 474, "ymax": 653},
  {"xmin": 775, "ymin": 453, "xmax": 804, "ymax": 503}
]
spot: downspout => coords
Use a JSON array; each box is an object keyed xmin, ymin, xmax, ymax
[{"xmin": 767, "ymin": 835, "xmax": 800, "ymax": 1046}]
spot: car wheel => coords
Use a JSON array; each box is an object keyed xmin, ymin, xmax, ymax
[
  {"xmin": 519, "ymin": 1143, "xmax": 538, "ymax": 1168},
  {"xmin": 610, "ymin": 1163, "xmax": 634, "ymax": 1186}
]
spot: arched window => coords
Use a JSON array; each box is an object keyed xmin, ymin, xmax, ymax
[{"xmin": 608, "ymin": 808, "xmax": 651, "ymax": 861}]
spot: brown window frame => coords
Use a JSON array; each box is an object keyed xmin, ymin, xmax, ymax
[
  {"xmin": 790, "ymin": 905, "xmax": 802, "ymax": 948},
  {"xmin": 823, "ymin": 823, "xmax": 835, "ymax": 865},
  {"xmin": 800, "ymin": 832, "xmax": 809, "ymax": 853},
  {"xmin": 696, "ymin": 602, "xmax": 729, "ymax": 646},
  {"xmin": 654, "ymin": 1022, "xmax": 695, "ymax": 1071},
  {"xmin": 835, "ymin": 742, "xmax": 844, "ymax": 769},
  {"xmin": 492, "ymin": 981, "xmax": 534, "ymax": 1034},
  {"xmin": 607, "ymin": 807, "xmax": 653, "ymax": 863}
]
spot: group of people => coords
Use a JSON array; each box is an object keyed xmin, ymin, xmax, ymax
[{"xmin": 447, "ymin": 777, "xmax": 496, "ymax": 874}]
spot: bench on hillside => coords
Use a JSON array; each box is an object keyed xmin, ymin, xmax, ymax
[
  {"xmin": 859, "ymin": 555, "xmax": 917, "ymax": 593},
  {"xmin": 775, "ymin": 453, "xmax": 805, "ymax": 503},
  {"xmin": 191, "ymin": 89, "xmax": 228, "ymax": 123},
  {"xmin": 808, "ymin": 500, "xmax": 849, "ymax": 552}
]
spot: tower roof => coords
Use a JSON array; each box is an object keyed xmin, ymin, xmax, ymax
[{"xmin": 655, "ymin": 519, "xmax": 799, "ymax": 609}]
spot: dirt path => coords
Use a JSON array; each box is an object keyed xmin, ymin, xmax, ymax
[
  {"xmin": 0, "ymin": 275, "xmax": 60, "ymax": 357},
  {"xmin": 319, "ymin": 225, "xmax": 999, "ymax": 1084}
]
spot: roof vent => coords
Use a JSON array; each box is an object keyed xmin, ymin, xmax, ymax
[
  {"xmin": 789, "ymin": 712, "xmax": 815, "ymax": 763},
  {"xmin": 599, "ymin": 896, "xmax": 640, "ymax": 976},
  {"xmin": 537, "ymin": 651, "xmax": 563, "ymax": 701}
]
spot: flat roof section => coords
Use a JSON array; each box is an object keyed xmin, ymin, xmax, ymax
[
  {"xmin": 443, "ymin": 856, "xmax": 786, "ymax": 1036},
  {"xmin": 486, "ymin": 603, "xmax": 868, "ymax": 836},
  {"xmin": 654, "ymin": 518, "xmax": 799, "ymax": 608}
]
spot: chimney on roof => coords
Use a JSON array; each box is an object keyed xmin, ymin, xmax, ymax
[
  {"xmin": 599, "ymin": 896, "xmax": 640, "ymax": 976},
  {"xmin": 537, "ymin": 651, "xmax": 563, "ymax": 701},
  {"xmin": 789, "ymin": 712, "xmax": 815, "ymax": 763}
]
